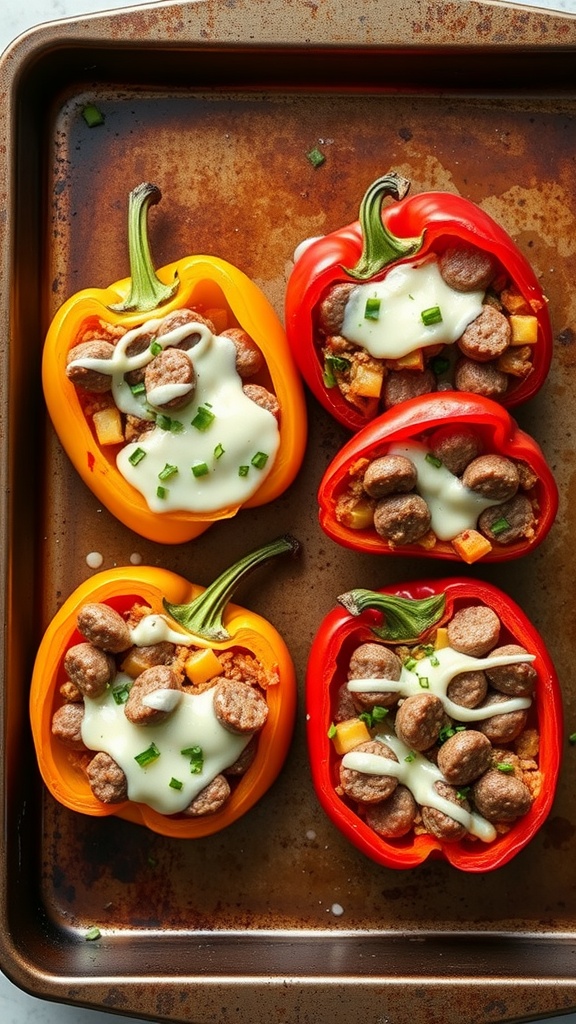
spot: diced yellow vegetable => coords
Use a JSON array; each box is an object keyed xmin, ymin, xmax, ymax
[
  {"xmin": 184, "ymin": 647, "xmax": 223, "ymax": 686},
  {"xmin": 120, "ymin": 648, "xmax": 151, "ymax": 678},
  {"xmin": 385, "ymin": 349, "xmax": 424, "ymax": 372},
  {"xmin": 92, "ymin": 406, "xmax": 124, "ymax": 446},
  {"xmin": 335, "ymin": 496, "xmax": 375, "ymax": 530},
  {"xmin": 451, "ymin": 529, "xmax": 493, "ymax": 564},
  {"xmin": 509, "ymin": 314, "xmax": 538, "ymax": 345},
  {"xmin": 434, "ymin": 627, "xmax": 450, "ymax": 650},
  {"xmin": 331, "ymin": 717, "xmax": 372, "ymax": 755},
  {"xmin": 350, "ymin": 359, "xmax": 385, "ymax": 399},
  {"xmin": 205, "ymin": 307, "xmax": 229, "ymax": 334}
]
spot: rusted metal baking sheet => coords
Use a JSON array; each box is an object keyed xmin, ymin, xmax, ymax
[{"xmin": 2, "ymin": 1, "xmax": 576, "ymax": 1021}]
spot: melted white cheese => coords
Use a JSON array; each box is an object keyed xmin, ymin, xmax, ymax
[
  {"xmin": 82, "ymin": 682, "xmax": 250, "ymax": 814},
  {"xmin": 68, "ymin": 319, "xmax": 280, "ymax": 514},
  {"xmin": 387, "ymin": 441, "xmax": 502, "ymax": 541},
  {"xmin": 341, "ymin": 257, "xmax": 484, "ymax": 359},
  {"xmin": 80, "ymin": 612, "xmax": 253, "ymax": 814},
  {"xmin": 347, "ymin": 645, "xmax": 533, "ymax": 722}
]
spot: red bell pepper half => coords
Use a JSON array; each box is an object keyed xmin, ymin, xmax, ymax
[
  {"xmin": 306, "ymin": 577, "xmax": 562, "ymax": 872},
  {"xmin": 285, "ymin": 172, "xmax": 553, "ymax": 431},
  {"xmin": 317, "ymin": 392, "xmax": 558, "ymax": 564}
]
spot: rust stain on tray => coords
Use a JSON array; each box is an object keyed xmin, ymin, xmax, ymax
[{"xmin": 39, "ymin": 85, "xmax": 576, "ymax": 929}]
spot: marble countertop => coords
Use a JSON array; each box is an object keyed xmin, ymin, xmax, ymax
[{"xmin": 1, "ymin": 1, "xmax": 576, "ymax": 1022}]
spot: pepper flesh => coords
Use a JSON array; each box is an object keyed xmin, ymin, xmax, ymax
[
  {"xmin": 30, "ymin": 538, "xmax": 298, "ymax": 838},
  {"xmin": 306, "ymin": 577, "xmax": 562, "ymax": 872},
  {"xmin": 317, "ymin": 391, "xmax": 558, "ymax": 563},
  {"xmin": 42, "ymin": 183, "xmax": 307, "ymax": 544},
  {"xmin": 285, "ymin": 172, "xmax": 553, "ymax": 431}
]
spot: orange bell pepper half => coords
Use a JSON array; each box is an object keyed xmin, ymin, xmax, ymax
[
  {"xmin": 30, "ymin": 536, "xmax": 298, "ymax": 839},
  {"xmin": 42, "ymin": 183, "xmax": 307, "ymax": 543}
]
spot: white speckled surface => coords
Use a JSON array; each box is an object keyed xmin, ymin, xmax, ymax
[{"xmin": 1, "ymin": 0, "xmax": 576, "ymax": 1021}]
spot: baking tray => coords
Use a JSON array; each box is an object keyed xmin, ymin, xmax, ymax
[{"xmin": 2, "ymin": 0, "xmax": 576, "ymax": 1021}]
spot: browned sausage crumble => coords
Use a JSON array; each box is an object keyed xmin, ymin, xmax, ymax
[{"xmin": 51, "ymin": 600, "xmax": 275, "ymax": 816}]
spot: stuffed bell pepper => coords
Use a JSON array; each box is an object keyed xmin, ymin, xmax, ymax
[
  {"xmin": 30, "ymin": 536, "xmax": 298, "ymax": 838},
  {"xmin": 285, "ymin": 171, "xmax": 552, "ymax": 430},
  {"xmin": 43, "ymin": 183, "xmax": 307, "ymax": 544},
  {"xmin": 306, "ymin": 577, "xmax": 562, "ymax": 872},
  {"xmin": 318, "ymin": 392, "xmax": 558, "ymax": 564}
]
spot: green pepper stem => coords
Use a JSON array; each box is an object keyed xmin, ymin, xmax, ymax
[
  {"xmin": 164, "ymin": 535, "xmax": 300, "ymax": 641},
  {"xmin": 108, "ymin": 182, "xmax": 179, "ymax": 313},
  {"xmin": 337, "ymin": 588, "xmax": 446, "ymax": 642},
  {"xmin": 343, "ymin": 172, "xmax": 425, "ymax": 280}
]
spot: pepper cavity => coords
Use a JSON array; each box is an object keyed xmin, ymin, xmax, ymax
[
  {"xmin": 66, "ymin": 307, "xmax": 278, "ymax": 427},
  {"xmin": 52, "ymin": 598, "xmax": 273, "ymax": 816},
  {"xmin": 333, "ymin": 425, "xmax": 538, "ymax": 562},
  {"xmin": 317, "ymin": 246, "xmax": 535, "ymax": 420},
  {"xmin": 318, "ymin": 391, "xmax": 558, "ymax": 565},
  {"xmin": 65, "ymin": 308, "xmax": 281, "ymax": 515},
  {"xmin": 331, "ymin": 602, "xmax": 539, "ymax": 845}
]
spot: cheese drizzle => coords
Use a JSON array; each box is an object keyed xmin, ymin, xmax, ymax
[
  {"xmin": 346, "ymin": 646, "xmax": 534, "ymax": 722},
  {"xmin": 344, "ymin": 645, "xmax": 535, "ymax": 841}
]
